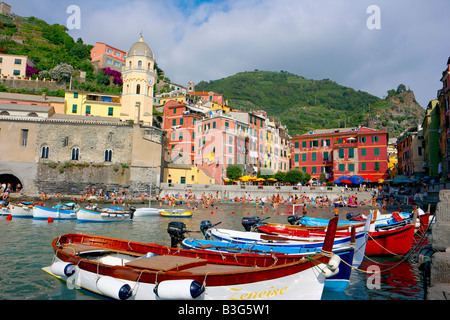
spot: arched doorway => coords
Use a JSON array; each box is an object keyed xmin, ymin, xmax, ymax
[{"xmin": 0, "ymin": 174, "xmax": 23, "ymax": 192}]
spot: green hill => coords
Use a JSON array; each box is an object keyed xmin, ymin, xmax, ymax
[
  {"xmin": 196, "ymin": 70, "xmax": 425, "ymax": 137},
  {"xmin": 0, "ymin": 14, "xmax": 124, "ymax": 95}
]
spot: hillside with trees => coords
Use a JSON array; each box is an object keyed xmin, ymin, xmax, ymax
[{"xmin": 196, "ymin": 71, "xmax": 424, "ymax": 137}]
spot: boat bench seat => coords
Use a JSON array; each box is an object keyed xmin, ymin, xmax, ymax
[
  {"xmin": 61, "ymin": 243, "xmax": 143, "ymax": 257},
  {"xmin": 125, "ymin": 255, "xmax": 208, "ymax": 272}
]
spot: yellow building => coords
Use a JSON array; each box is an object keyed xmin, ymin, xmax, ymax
[
  {"xmin": 164, "ymin": 164, "xmax": 215, "ymax": 185},
  {"xmin": 120, "ymin": 36, "xmax": 157, "ymax": 126},
  {"xmin": 64, "ymin": 90, "xmax": 121, "ymax": 118}
]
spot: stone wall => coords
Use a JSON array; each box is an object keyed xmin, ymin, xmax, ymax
[
  {"xmin": 0, "ymin": 78, "xmax": 66, "ymax": 91},
  {"xmin": 36, "ymin": 162, "xmax": 131, "ymax": 194},
  {"xmin": 428, "ymin": 190, "xmax": 450, "ymax": 300},
  {"xmin": 36, "ymin": 121, "xmax": 133, "ymax": 164}
]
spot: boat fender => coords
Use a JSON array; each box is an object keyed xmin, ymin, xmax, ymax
[
  {"xmin": 96, "ymin": 276, "xmax": 132, "ymax": 300},
  {"xmin": 322, "ymin": 266, "xmax": 340, "ymax": 278},
  {"xmin": 153, "ymin": 280, "xmax": 205, "ymax": 300},
  {"xmin": 328, "ymin": 254, "xmax": 341, "ymax": 271},
  {"xmin": 51, "ymin": 261, "xmax": 76, "ymax": 277}
]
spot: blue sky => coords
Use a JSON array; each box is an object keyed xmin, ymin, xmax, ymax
[{"xmin": 5, "ymin": 0, "xmax": 450, "ymax": 109}]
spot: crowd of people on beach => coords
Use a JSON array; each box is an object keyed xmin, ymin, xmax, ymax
[{"xmin": 4, "ymin": 181, "xmax": 416, "ymax": 217}]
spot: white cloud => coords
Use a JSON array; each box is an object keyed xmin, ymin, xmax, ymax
[{"xmin": 7, "ymin": 0, "xmax": 450, "ymax": 107}]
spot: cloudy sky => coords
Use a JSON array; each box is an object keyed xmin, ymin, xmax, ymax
[{"xmin": 7, "ymin": 0, "xmax": 450, "ymax": 108}]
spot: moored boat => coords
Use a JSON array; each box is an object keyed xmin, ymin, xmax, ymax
[
  {"xmin": 205, "ymin": 213, "xmax": 371, "ymax": 268},
  {"xmin": 1, "ymin": 200, "xmax": 10, "ymax": 216},
  {"xmin": 9, "ymin": 202, "xmax": 34, "ymax": 218},
  {"xmin": 160, "ymin": 209, "xmax": 192, "ymax": 218},
  {"xmin": 42, "ymin": 218, "xmax": 340, "ymax": 300},
  {"xmin": 76, "ymin": 206, "xmax": 135, "ymax": 223},
  {"xmin": 33, "ymin": 203, "xmax": 78, "ymax": 220},
  {"xmin": 134, "ymin": 207, "xmax": 163, "ymax": 217},
  {"xmin": 294, "ymin": 210, "xmax": 419, "ymax": 256}
]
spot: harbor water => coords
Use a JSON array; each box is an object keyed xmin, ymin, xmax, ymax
[{"xmin": 0, "ymin": 202, "xmax": 427, "ymax": 300}]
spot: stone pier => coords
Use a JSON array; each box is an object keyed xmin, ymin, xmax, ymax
[{"xmin": 428, "ymin": 190, "xmax": 450, "ymax": 300}]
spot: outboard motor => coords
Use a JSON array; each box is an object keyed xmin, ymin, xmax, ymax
[
  {"xmin": 242, "ymin": 216, "xmax": 261, "ymax": 232},
  {"xmin": 346, "ymin": 212, "xmax": 355, "ymax": 221},
  {"xmin": 346, "ymin": 212, "xmax": 366, "ymax": 221},
  {"xmin": 287, "ymin": 215, "xmax": 301, "ymax": 225},
  {"xmin": 200, "ymin": 220, "xmax": 212, "ymax": 239},
  {"xmin": 200, "ymin": 220, "xmax": 222, "ymax": 240},
  {"xmin": 129, "ymin": 206, "xmax": 136, "ymax": 219},
  {"xmin": 167, "ymin": 221, "xmax": 187, "ymax": 248}
]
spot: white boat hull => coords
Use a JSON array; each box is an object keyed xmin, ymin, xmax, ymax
[
  {"xmin": 77, "ymin": 207, "xmax": 132, "ymax": 223},
  {"xmin": 33, "ymin": 206, "xmax": 77, "ymax": 220},
  {"xmin": 43, "ymin": 257, "xmax": 327, "ymax": 300},
  {"xmin": 133, "ymin": 207, "xmax": 163, "ymax": 217},
  {"xmin": 9, "ymin": 204, "xmax": 33, "ymax": 218}
]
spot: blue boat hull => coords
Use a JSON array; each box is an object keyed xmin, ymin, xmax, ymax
[
  {"xmin": 324, "ymin": 247, "xmax": 354, "ymax": 292},
  {"xmin": 182, "ymin": 238, "xmax": 355, "ymax": 292}
]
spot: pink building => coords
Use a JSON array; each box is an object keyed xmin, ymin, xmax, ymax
[
  {"xmin": 163, "ymin": 100, "xmax": 203, "ymax": 164},
  {"xmin": 90, "ymin": 42, "xmax": 127, "ymax": 72},
  {"xmin": 194, "ymin": 115, "xmax": 240, "ymax": 183}
]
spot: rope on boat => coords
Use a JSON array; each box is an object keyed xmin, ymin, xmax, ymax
[
  {"xmin": 348, "ymin": 214, "xmax": 436, "ymax": 274},
  {"xmin": 201, "ymin": 272, "xmax": 210, "ymax": 289}
]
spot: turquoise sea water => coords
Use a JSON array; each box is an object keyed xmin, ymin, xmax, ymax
[{"xmin": 0, "ymin": 202, "xmax": 425, "ymax": 300}]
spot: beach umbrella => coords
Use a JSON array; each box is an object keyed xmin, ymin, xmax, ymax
[
  {"xmin": 340, "ymin": 179, "xmax": 353, "ymax": 184},
  {"xmin": 255, "ymin": 178, "xmax": 266, "ymax": 182},
  {"xmin": 349, "ymin": 175, "xmax": 366, "ymax": 184},
  {"xmin": 378, "ymin": 179, "xmax": 385, "ymax": 184},
  {"xmin": 333, "ymin": 176, "xmax": 351, "ymax": 183},
  {"xmin": 266, "ymin": 178, "xmax": 277, "ymax": 182}
]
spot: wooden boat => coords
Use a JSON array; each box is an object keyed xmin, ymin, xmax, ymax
[
  {"xmin": 207, "ymin": 214, "xmax": 371, "ymax": 267},
  {"xmin": 33, "ymin": 203, "xmax": 78, "ymax": 220},
  {"xmin": 8, "ymin": 202, "xmax": 34, "ymax": 218},
  {"xmin": 42, "ymin": 218, "xmax": 340, "ymax": 300},
  {"xmin": 182, "ymin": 238, "xmax": 355, "ymax": 292},
  {"xmin": 364, "ymin": 223, "xmax": 416, "ymax": 255},
  {"xmin": 292, "ymin": 210, "xmax": 419, "ymax": 256},
  {"xmin": 160, "ymin": 209, "xmax": 192, "ymax": 218},
  {"xmin": 76, "ymin": 206, "xmax": 135, "ymax": 223}
]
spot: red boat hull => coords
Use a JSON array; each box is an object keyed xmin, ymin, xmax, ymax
[
  {"xmin": 258, "ymin": 223, "xmax": 416, "ymax": 256},
  {"xmin": 365, "ymin": 224, "xmax": 415, "ymax": 255}
]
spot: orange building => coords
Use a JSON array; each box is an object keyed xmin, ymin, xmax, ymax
[{"xmin": 90, "ymin": 42, "xmax": 127, "ymax": 72}]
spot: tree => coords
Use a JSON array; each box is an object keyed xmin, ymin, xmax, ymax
[
  {"xmin": 226, "ymin": 164, "xmax": 242, "ymax": 180},
  {"xmin": 49, "ymin": 63, "xmax": 74, "ymax": 82},
  {"xmin": 274, "ymin": 171, "xmax": 286, "ymax": 182},
  {"xmin": 396, "ymin": 84, "xmax": 406, "ymax": 94},
  {"xmin": 301, "ymin": 172, "xmax": 312, "ymax": 184},
  {"xmin": 285, "ymin": 169, "xmax": 303, "ymax": 184},
  {"xmin": 319, "ymin": 172, "xmax": 327, "ymax": 184}
]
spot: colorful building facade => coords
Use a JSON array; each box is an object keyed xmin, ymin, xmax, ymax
[
  {"xmin": 422, "ymin": 100, "xmax": 441, "ymax": 178},
  {"xmin": 0, "ymin": 54, "xmax": 34, "ymax": 78},
  {"xmin": 438, "ymin": 57, "xmax": 450, "ymax": 180},
  {"xmin": 64, "ymin": 90, "xmax": 121, "ymax": 118},
  {"xmin": 90, "ymin": 42, "xmax": 127, "ymax": 72},
  {"xmin": 291, "ymin": 126, "xmax": 389, "ymax": 182}
]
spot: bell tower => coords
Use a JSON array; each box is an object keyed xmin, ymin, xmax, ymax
[{"xmin": 121, "ymin": 35, "xmax": 157, "ymax": 126}]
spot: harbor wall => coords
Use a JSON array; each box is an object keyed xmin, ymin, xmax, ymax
[
  {"xmin": 159, "ymin": 183, "xmax": 374, "ymax": 202},
  {"xmin": 428, "ymin": 189, "xmax": 450, "ymax": 300}
]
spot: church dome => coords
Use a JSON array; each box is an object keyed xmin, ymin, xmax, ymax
[{"xmin": 128, "ymin": 36, "xmax": 153, "ymax": 59}]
